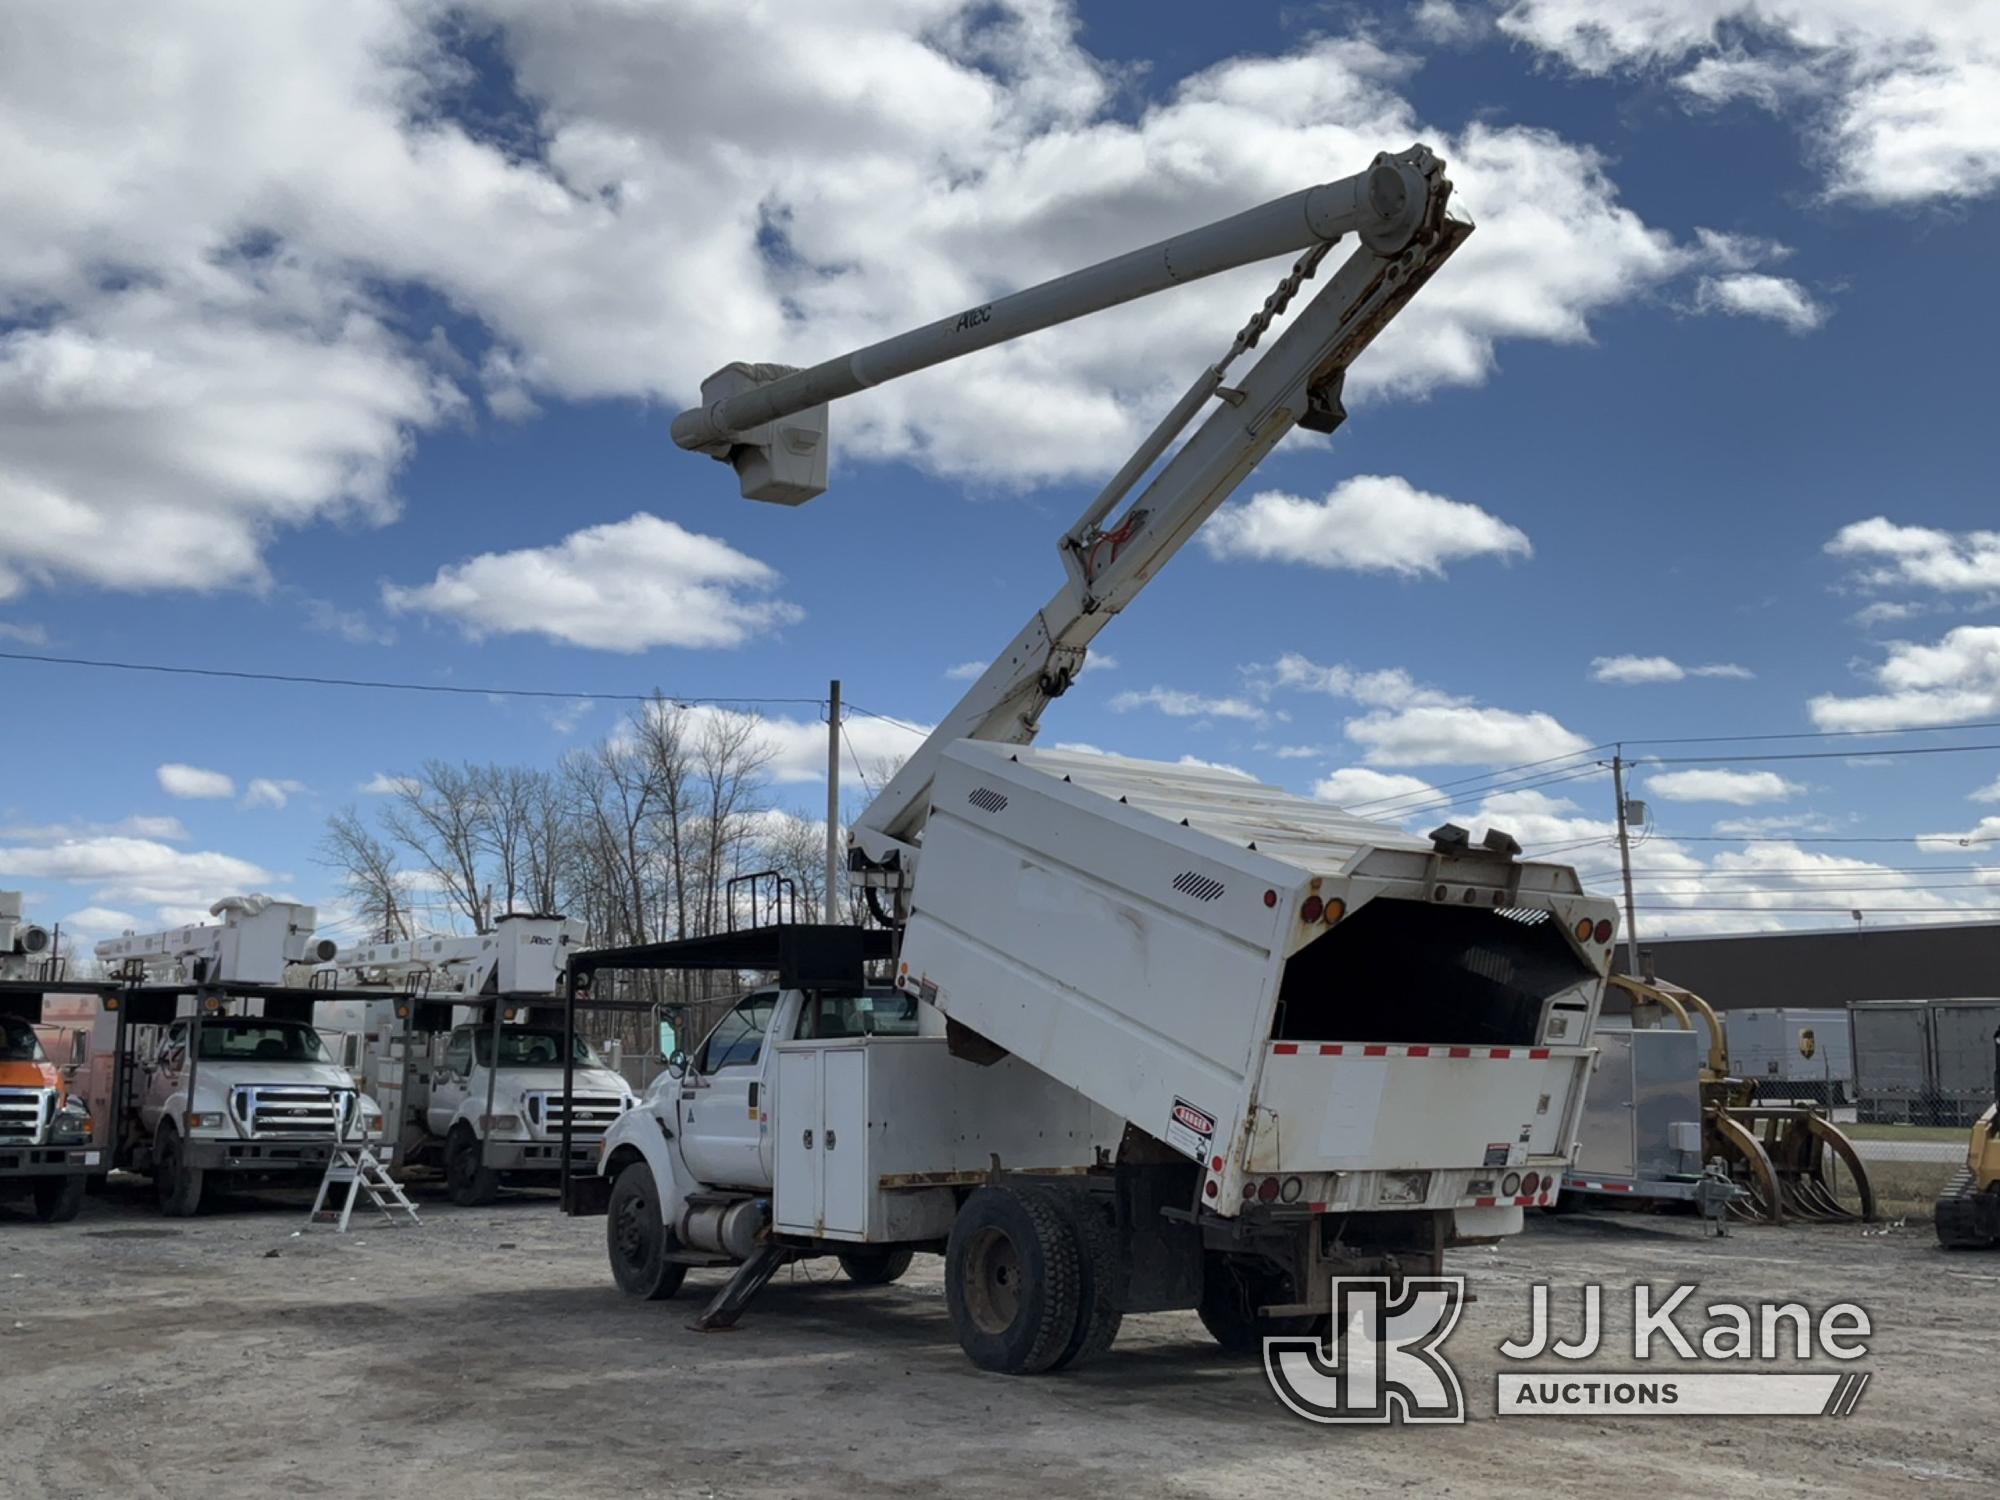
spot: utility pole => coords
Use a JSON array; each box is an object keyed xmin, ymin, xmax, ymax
[
  {"xmin": 826, "ymin": 680, "xmax": 842, "ymax": 925},
  {"xmin": 1611, "ymin": 748, "xmax": 1639, "ymax": 976}
]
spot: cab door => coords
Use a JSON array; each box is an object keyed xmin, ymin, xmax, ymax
[
  {"xmin": 677, "ymin": 991, "xmax": 780, "ymax": 1190},
  {"xmin": 428, "ymin": 1027, "xmax": 473, "ymax": 1136}
]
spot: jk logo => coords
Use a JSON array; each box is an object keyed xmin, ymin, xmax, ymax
[{"xmin": 1264, "ymin": 1277, "xmax": 1467, "ymax": 1424}]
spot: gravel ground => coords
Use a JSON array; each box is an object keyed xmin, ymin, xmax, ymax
[{"xmin": 2, "ymin": 1176, "xmax": 1995, "ymax": 1499}]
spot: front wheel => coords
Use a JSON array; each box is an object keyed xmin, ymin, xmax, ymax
[
  {"xmin": 155, "ymin": 1129, "xmax": 206, "ymax": 1218},
  {"xmin": 606, "ymin": 1161, "xmax": 689, "ymax": 1300},
  {"xmin": 32, "ymin": 1174, "xmax": 85, "ymax": 1223},
  {"xmin": 445, "ymin": 1127, "xmax": 501, "ymax": 1207},
  {"xmin": 837, "ymin": 1245, "xmax": 914, "ymax": 1285}
]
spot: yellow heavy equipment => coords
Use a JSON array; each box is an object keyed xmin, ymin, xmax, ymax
[
  {"xmin": 1609, "ymin": 973, "xmax": 1875, "ymax": 1225},
  {"xmin": 1935, "ymin": 1026, "xmax": 1999, "ymax": 1249}
]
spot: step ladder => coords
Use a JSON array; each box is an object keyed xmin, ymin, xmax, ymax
[{"xmin": 309, "ymin": 1142, "xmax": 420, "ymax": 1232}]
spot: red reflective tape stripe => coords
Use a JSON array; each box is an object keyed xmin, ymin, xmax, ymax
[
  {"xmin": 1363, "ymin": 1044, "xmax": 1388, "ymax": 1057},
  {"xmin": 1447, "ymin": 1046, "xmax": 1471, "ymax": 1059},
  {"xmin": 1406, "ymin": 1045, "xmax": 1431, "ymax": 1057},
  {"xmin": 1605, "ymin": 1182, "xmax": 1632, "ymax": 1192},
  {"xmin": 1513, "ymin": 1195, "xmax": 1535, "ymax": 1206},
  {"xmin": 1489, "ymin": 1047, "xmax": 1512, "ymax": 1059},
  {"xmin": 1319, "ymin": 1044, "xmax": 1343, "ymax": 1056},
  {"xmin": 1474, "ymin": 1197, "xmax": 1496, "ymax": 1208},
  {"xmin": 1307, "ymin": 1202, "xmax": 1327, "ymax": 1214},
  {"xmin": 1529, "ymin": 1048, "xmax": 1551, "ymax": 1060},
  {"xmin": 1273, "ymin": 1042, "xmax": 1299, "ymax": 1055}
]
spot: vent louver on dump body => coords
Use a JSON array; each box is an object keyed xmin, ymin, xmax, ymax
[
  {"xmin": 1173, "ymin": 871, "xmax": 1226, "ymax": 902},
  {"xmin": 1496, "ymin": 908, "xmax": 1551, "ymax": 925},
  {"xmin": 967, "ymin": 787, "xmax": 1009, "ymax": 814}
]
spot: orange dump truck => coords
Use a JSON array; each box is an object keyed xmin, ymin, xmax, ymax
[{"xmin": 1, "ymin": 996, "xmax": 105, "ymax": 1222}]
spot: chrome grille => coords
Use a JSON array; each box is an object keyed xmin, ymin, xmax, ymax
[
  {"xmin": 0, "ymin": 1087, "xmax": 52, "ymax": 1144},
  {"xmin": 230, "ymin": 1085, "xmax": 353, "ymax": 1138},
  {"xmin": 525, "ymin": 1091, "xmax": 625, "ymax": 1140}
]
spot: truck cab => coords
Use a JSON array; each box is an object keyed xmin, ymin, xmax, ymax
[
  {"xmin": 122, "ymin": 1013, "xmax": 384, "ymax": 1216},
  {"xmin": 0, "ymin": 1011, "xmax": 97, "ymax": 1222},
  {"xmin": 423, "ymin": 1021, "xmax": 636, "ymax": 1205}
]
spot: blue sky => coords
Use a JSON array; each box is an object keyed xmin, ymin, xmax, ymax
[{"xmin": 3, "ymin": 1, "xmax": 1999, "ymax": 946}]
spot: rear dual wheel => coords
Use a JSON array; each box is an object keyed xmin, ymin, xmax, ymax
[
  {"xmin": 945, "ymin": 1183, "xmax": 1122, "ymax": 1375},
  {"xmin": 1197, "ymin": 1256, "xmax": 1324, "ymax": 1356}
]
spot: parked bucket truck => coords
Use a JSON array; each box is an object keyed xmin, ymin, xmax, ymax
[
  {"xmin": 305, "ymin": 915, "xmax": 636, "ymax": 1204},
  {"xmin": 580, "ymin": 144, "xmax": 1621, "ymax": 1373},
  {"xmin": 87, "ymin": 896, "xmax": 386, "ymax": 1215}
]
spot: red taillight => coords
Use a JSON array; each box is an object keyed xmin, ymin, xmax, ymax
[
  {"xmin": 1263, "ymin": 889, "xmax": 1278, "ymax": 908},
  {"xmin": 1242, "ymin": 1182, "xmax": 1258, "ymax": 1200},
  {"xmin": 1257, "ymin": 1176, "xmax": 1280, "ymax": 1203},
  {"xmin": 1301, "ymin": 895, "xmax": 1324, "ymax": 923},
  {"xmin": 1204, "ymin": 1180, "xmax": 1218, "ymax": 1198},
  {"xmin": 1593, "ymin": 918, "xmax": 1613, "ymax": 944},
  {"xmin": 1521, "ymin": 1171, "xmax": 1541, "ymax": 1196}
]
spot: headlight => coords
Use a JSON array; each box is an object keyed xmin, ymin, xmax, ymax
[
  {"xmin": 186, "ymin": 1111, "xmax": 227, "ymax": 1130},
  {"xmin": 480, "ymin": 1113, "xmax": 524, "ymax": 1136},
  {"xmin": 51, "ymin": 1098, "xmax": 91, "ymax": 1142}
]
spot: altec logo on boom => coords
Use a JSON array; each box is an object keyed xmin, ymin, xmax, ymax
[{"xmin": 1266, "ymin": 1280, "xmax": 1874, "ymax": 1424}]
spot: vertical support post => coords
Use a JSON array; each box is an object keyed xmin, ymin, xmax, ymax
[
  {"xmin": 1612, "ymin": 750, "xmax": 1640, "ymax": 977},
  {"xmin": 482, "ymin": 998, "xmax": 502, "ymax": 1176},
  {"xmin": 826, "ymin": 679, "xmax": 842, "ymax": 925},
  {"xmin": 185, "ymin": 987, "xmax": 207, "ymax": 1138},
  {"xmin": 559, "ymin": 967, "xmax": 578, "ymax": 1213},
  {"xmin": 109, "ymin": 983, "xmax": 132, "ymax": 1169}
]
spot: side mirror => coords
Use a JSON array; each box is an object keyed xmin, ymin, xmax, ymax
[{"xmin": 666, "ymin": 1048, "xmax": 691, "ymax": 1081}]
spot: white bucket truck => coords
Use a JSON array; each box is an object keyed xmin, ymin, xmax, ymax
[
  {"xmin": 577, "ymin": 144, "xmax": 1620, "ymax": 1372},
  {"xmin": 307, "ymin": 915, "xmax": 635, "ymax": 1204},
  {"xmin": 87, "ymin": 896, "xmax": 386, "ymax": 1215}
]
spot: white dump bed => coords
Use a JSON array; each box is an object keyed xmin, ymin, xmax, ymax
[{"xmin": 897, "ymin": 743, "xmax": 1619, "ymax": 1218}]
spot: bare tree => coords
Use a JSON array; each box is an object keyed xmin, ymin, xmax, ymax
[
  {"xmin": 319, "ymin": 809, "xmax": 410, "ymax": 943},
  {"xmin": 381, "ymin": 761, "xmax": 491, "ymax": 931}
]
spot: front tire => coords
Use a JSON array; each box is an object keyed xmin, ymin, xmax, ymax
[
  {"xmin": 944, "ymin": 1184, "xmax": 1080, "ymax": 1375},
  {"xmin": 32, "ymin": 1174, "xmax": 86, "ymax": 1223},
  {"xmin": 837, "ymin": 1245, "xmax": 914, "ymax": 1285},
  {"xmin": 606, "ymin": 1160, "xmax": 689, "ymax": 1300},
  {"xmin": 445, "ymin": 1126, "xmax": 501, "ymax": 1207},
  {"xmin": 154, "ymin": 1128, "xmax": 206, "ymax": 1218}
]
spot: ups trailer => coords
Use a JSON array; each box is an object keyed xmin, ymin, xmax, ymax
[{"xmin": 1690, "ymin": 1007, "xmax": 1853, "ymax": 1106}]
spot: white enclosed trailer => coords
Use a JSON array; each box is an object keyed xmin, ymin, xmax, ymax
[{"xmin": 582, "ymin": 143, "xmax": 1623, "ymax": 1373}]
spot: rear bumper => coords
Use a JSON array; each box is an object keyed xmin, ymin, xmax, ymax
[
  {"xmin": 1563, "ymin": 1172, "xmax": 1700, "ymax": 1203},
  {"xmin": 0, "ymin": 1145, "xmax": 105, "ymax": 1178}
]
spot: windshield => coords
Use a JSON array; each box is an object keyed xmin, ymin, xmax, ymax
[
  {"xmin": 194, "ymin": 1020, "xmax": 332, "ymax": 1064},
  {"xmin": 473, "ymin": 1028, "xmax": 603, "ymax": 1069},
  {"xmin": 1, "ymin": 1016, "xmax": 47, "ymax": 1063}
]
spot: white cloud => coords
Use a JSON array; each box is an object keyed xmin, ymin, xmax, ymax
[
  {"xmin": 1110, "ymin": 686, "xmax": 1269, "ymax": 723},
  {"xmin": 1272, "ymin": 744, "xmax": 1325, "ymax": 760},
  {"xmin": 1494, "ymin": 1, "xmax": 2000, "ymax": 205},
  {"xmin": 0, "ymin": 620, "xmax": 47, "ymax": 645},
  {"xmin": 0, "ymin": 815, "xmax": 189, "ymax": 843},
  {"xmin": 1827, "ymin": 517, "xmax": 2000, "ymax": 597},
  {"xmin": 1692, "ymin": 273, "xmax": 1827, "ymax": 333},
  {"xmin": 0, "ymin": 835, "xmax": 277, "ymax": 917},
  {"xmin": 1201, "ymin": 475, "xmax": 1531, "ymax": 577},
  {"xmin": 241, "ymin": 777, "xmax": 308, "ymax": 811},
  {"xmin": 1256, "ymin": 651, "xmax": 1592, "ymax": 767},
  {"xmin": 1312, "ymin": 767, "xmax": 1440, "ymax": 811},
  {"xmin": 0, "ymin": 4, "xmax": 1741, "ymax": 605},
  {"xmin": 301, "ymin": 595, "xmax": 395, "ymax": 646},
  {"xmin": 1808, "ymin": 625, "xmax": 2000, "ymax": 731},
  {"xmin": 541, "ymin": 698, "xmax": 596, "ymax": 736},
  {"xmin": 1345, "ymin": 703, "xmax": 1593, "ymax": 767},
  {"xmin": 1712, "ymin": 812, "xmax": 1840, "ymax": 836},
  {"xmin": 1972, "ymin": 775, "xmax": 2000, "ymax": 804},
  {"xmin": 1917, "ymin": 816, "xmax": 2000, "ymax": 855},
  {"xmin": 1852, "ymin": 600, "xmax": 1920, "ymax": 628},
  {"xmin": 359, "ymin": 772, "xmax": 419, "ymax": 797},
  {"xmin": 1645, "ymin": 768, "xmax": 1804, "ymax": 805},
  {"xmin": 944, "ymin": 660, "xmax": 989, "ymax": 681},
  {"xmin": 384, "ymin": 513, "xmax": 802, "ymax": 652},
  {"xmin": 157, "ymin": 763, "xmax": 235, "ymax": 800},
  {"xmin": 1590, "ymin": 654, "xmax": 1754, "ymax": 683},
  {"xmin": 623, "ymin": 702, "xmax": 929, "ymax": 787},
  {"xmin": 1176, "ymin": 754, "xmax": 1254, "ymax": 778},
  {"xmin": 58, "ymin": 906, "xmax": 143, "ymax": 944}
]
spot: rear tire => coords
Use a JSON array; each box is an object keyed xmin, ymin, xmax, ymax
[
  {"xmin": 1039, "ymin": 1185, "xmax": 1123, "ymax": 1371},
  {"xmin": 32, "ymin": 1174, "xmax": 85, "ymax": 1224},
  {"xmin": 1197, "ymin": 1256, "xmax": 1323, "ymax": 1356},
  {"xmin": 154, "ymin": 1128, "xmax": 206, "ymax": 1218},
  {"xmin": 837, "ymin": 1245, "xmax": 914, "ymax": 1285},
  {"xmin": 445, "ymin": 1126, "xmax": 501, "ymax": 1207},
  {"xmin": 606, "ymin": 1161, "xmax": 689, "ymax": 1300},
  {"xmin": 945, "ymin": 1184, "xmax": 1080, "ymax": 1375}
]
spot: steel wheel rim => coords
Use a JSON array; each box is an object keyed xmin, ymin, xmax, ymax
[
  {"xmin": 962, "ymin": 1225, "xmax": 1023, "ymax": 1334},
  {"xmin": 613, "ymin": 1192, "xmax": 649, "ymax": 1265}
]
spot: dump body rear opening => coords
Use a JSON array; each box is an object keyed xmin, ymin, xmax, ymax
[{"xmin": 1274, "ymin": 901, "xmax": 1591, "ymax": 1046}]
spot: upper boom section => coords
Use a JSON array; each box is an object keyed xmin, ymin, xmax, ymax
[
  {"xmin": 310, "ymin": 915, "xmax": 586, "ymax": 999},
  {"xmin": 670, "ymin": 151, "xmax": 1443, "ymax": 502},
  {"xmin": 95, "ymin": 895, "xmax": 334, "ymax": 987}
]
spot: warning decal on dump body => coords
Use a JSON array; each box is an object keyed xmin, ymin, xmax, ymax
[{"xmin": 1166, "ymin": 1097, "xmax": 1217, "ymax": 1161}]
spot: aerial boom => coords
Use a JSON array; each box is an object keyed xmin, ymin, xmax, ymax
[{"xmin": 672, "ymin": 145, "xmax": 1468, "ymax": 902}]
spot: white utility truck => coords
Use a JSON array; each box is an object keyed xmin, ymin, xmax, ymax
[
  {"xmin": 305, "ymin": 915, "xmax": 636, "ymax": 1203},
  {"xmin": 88, "ymin": 896, "xmax": 385, "ymax": 1215},
  {"xmin": 586, "ymin": 145, "xmax": 1621, "ymax": 1373}
]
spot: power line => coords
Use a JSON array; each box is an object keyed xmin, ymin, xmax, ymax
[
  {"xmin": 1332, "ymin": 746, "xmax": 1613, "ymax": 814},
  {"xmin": 0, "ymin": 649, "xmax": 830, "ymax": 710},
  {"xmin": 1633, "ymin": 904, "xmax": 2000, "ymax": 914},
  {"xmin": 1624, "ymin": 717, "xmax": 2000, "ymax": 747},
  {"xmin": 1642, "ymin": 742, "xmax": 2000, "ymax": 765}
]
